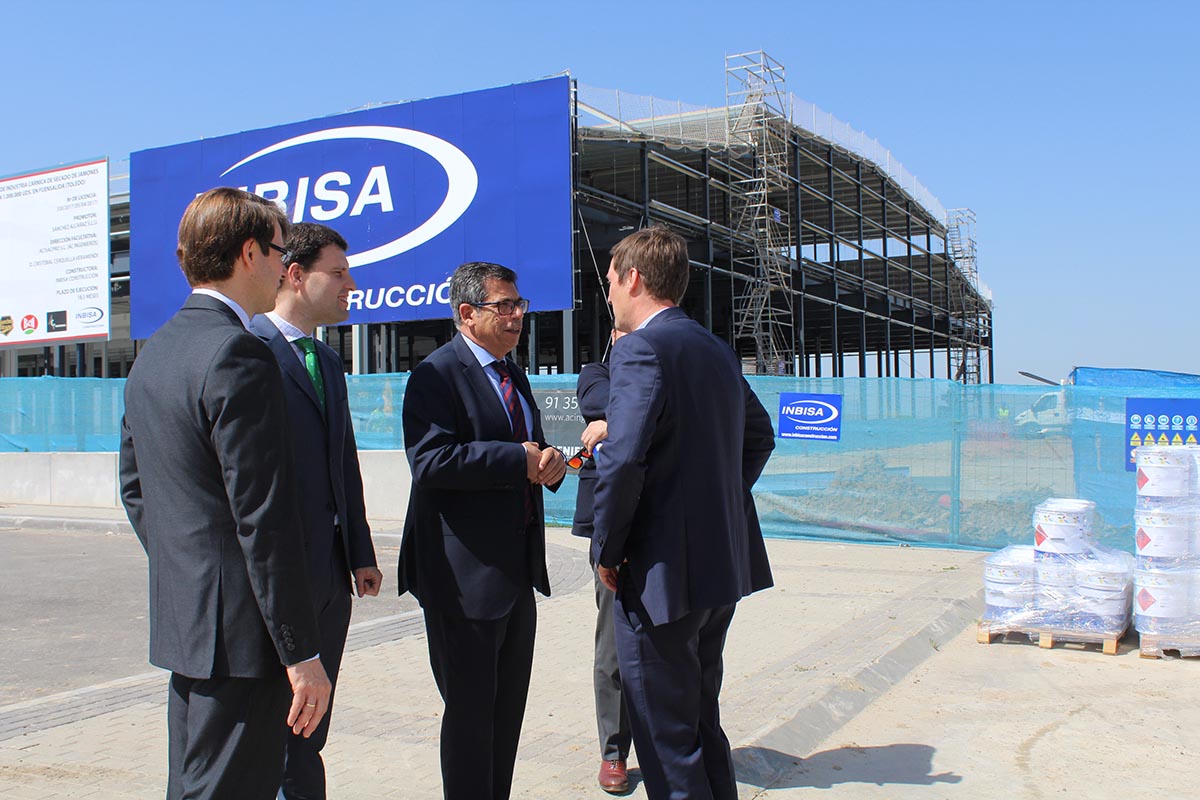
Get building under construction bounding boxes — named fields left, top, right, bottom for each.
left=4, top=51, right=992, bottom=382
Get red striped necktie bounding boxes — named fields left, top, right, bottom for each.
left=492, top=360, right=534, bottom=524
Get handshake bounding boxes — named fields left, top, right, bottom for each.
left=522, top=442, right=566, bottom=485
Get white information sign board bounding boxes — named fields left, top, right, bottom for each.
left=0, top=159, right=111, bottom=347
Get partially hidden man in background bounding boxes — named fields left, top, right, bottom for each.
left=592, top=226, right=776, bottom=800
left=119, top=188, right=332, bottom=799
left=571, top=330, right=635, bottom=794
left=398, top=261, right=567, bottom=799
left=249, top=222, right=382, bottom=800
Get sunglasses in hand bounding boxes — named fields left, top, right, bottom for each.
left=565, top=447, right=593, bottom=470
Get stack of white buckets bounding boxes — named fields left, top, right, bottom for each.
left=1133, top=446, right=1200, bottom=641
left=983, top=499, right=1133, bottom=634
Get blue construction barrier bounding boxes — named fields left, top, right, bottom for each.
left=4, top=374, right=1193, bottom=552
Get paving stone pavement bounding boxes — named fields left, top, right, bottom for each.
left=0, top=513, right=986, bottom=799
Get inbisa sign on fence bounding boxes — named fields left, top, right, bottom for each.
left=130, top=77, right=571, bottom=339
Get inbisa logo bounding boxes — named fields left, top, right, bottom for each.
left=221, top=126, right=479, bottom=269
left=781, top=400, right=839, bottom=425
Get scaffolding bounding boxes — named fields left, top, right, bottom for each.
left=946, top=208, right=988, bottom=384
left=725, top=51, right=796, bottom=374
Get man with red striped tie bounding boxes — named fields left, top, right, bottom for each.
left=398, top=261, right=566, bottom=800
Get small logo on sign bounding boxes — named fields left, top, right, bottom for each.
left=46, top=310, right=67, bottom=332
left=0, top=316, right=11, bottom=336
left=20, top=314, right=37, bottom=334
left=75, top=307, right=105, bottom=325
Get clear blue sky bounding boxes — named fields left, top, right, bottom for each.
left=3, top=0, right=1196, bottom=383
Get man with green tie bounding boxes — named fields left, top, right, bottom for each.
left=250, top=222, right=382, bottom=800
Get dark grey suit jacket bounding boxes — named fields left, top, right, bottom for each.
left=397, top=333, right=559, bottom=620
left=591, top=306, right=776, bottom=626
left=249, top=316, right=376, bottom=600
left=119, top=294, right=320, bottom=679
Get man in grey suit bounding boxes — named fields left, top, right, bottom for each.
left=249, top=222, right=382, bottom=800
left=120, top=188, right=332, bottom=800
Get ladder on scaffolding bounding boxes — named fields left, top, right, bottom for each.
left=725, top=51, right=795, bottom=375
left=946, top=208, right=984, bottom=384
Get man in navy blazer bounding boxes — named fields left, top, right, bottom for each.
left=592, top=227, right=776, bottom=800
left=120, top=188, right=331, bottom=800
left=398, top=261, right=567, bottom=800
left=249, top=222, right=381, bottom=800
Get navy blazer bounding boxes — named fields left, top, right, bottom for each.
left=398, top=333, right=560, bottom=620
left=249, top=316, right=376, bottom=598
left=119, top=294, right=320, bottom=679
left=590, top=306, right=776, bottom=626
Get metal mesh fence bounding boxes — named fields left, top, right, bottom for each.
left=2, top=375, right=1181, bottom=553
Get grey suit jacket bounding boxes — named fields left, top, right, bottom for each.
left=249, top=315, right=376, bottom=601
left=119, top=294, right=320, bottom=679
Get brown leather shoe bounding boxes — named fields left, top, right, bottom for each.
left=598, top=759, right=629, bottom=793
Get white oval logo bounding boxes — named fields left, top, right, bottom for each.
left=782, top=400, right=839, bottom=425
left=220, top=126, right=479, bottom=268
left=75, top=306, right=105, bottom=324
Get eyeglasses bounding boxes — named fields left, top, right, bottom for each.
left=471, top=298, right=530, bottom=316
left=565, top=447, right=593, bottom=470
left=267, top=242, right=290, bottom=260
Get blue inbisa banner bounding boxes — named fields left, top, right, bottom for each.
left=777, top=392, right=843, bottom=441
left=129, top=77, right=572, bottom=339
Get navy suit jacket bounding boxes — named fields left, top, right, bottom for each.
left=119, top=294, right=320, bottom=679
left=398, top=333, right=560, bottom=620
left=591, top=306, right=776, bottom=626
left=249, top=316, right=376, bottom=600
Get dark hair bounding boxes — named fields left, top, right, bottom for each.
left=449, top=261, right=518, bottom=325
left=610, top=225, right=689, bottom=304
left=176, top=188, right=289, bottom=286
left=284, top=222, right=349, bottom=271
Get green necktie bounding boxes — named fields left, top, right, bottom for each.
left=295, top=337, right=326, bottom=414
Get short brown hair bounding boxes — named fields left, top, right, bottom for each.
left=610, top=226, right=689, bottom=304
left=176, top=188, right=289, bottom=286
left=284, top=222, right=349, bottom=272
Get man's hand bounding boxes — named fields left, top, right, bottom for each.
left=597, top=564, right=620, bottom=592
left=523, top=441, right=542, bottom=482
left=535, top=446, right=566, bottom=486
left=354, top=566, right=383, bottom=597
left=581, top=420, right=609, bottom=451
left=285, top=659, right=332, bottom=738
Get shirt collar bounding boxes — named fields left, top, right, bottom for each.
left=635, top=306, right=671, bottom=331
left=263, top=311, right=310, bottom=342
left=460, top=332, right=508, bottom=369
left=192, top=288, right=251, bottom=329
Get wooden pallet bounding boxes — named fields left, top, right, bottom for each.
left=977, top=620, right=1124, bottom=655
left=1138, top=633, right=1200, bottom=659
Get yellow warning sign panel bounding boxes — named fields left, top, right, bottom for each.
left=1173, top=433, right=1185, bottom=445
left=1158, top=433, right=1170, bottom=445
left=1189, top=434, right=1198, bottom=445
left=1130, top=433, right=1142, bottom=446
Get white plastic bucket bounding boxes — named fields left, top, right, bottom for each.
left=1136, top=447, right=1191, bottom=498
left=1033, top=499, right=1093, bottom=554
left=1076, top=585, right=1131, bottom=617
left=984, top=545, right=1035, bottom=583
left=1035, top=559, right=1078, bottom=610
left=1075, top=554, right=1133, bottom=591
left=1134, top=569, right=1192, bottom=619
left=985, top=581, right=1034, bottom=609
left=1134, top=507, right=1195, bottom=558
